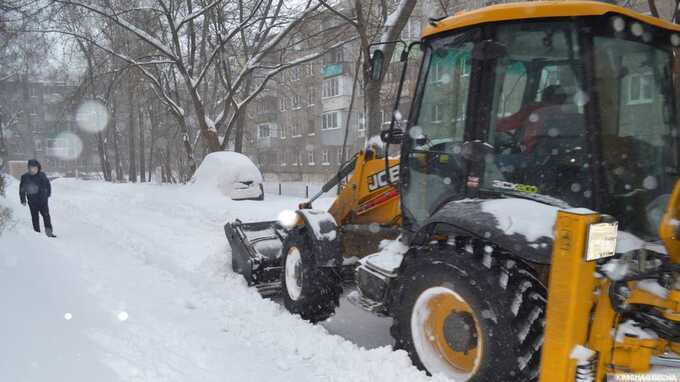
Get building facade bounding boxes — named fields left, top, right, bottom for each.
left=244, top=0, right=676, bottom=183
left=0, top=77, right=100, bottom=175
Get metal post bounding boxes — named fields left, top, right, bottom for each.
left=539, top=210, right=600, bottom=382
left=305, top=185, right=309, bottom=199
left=278, top=183, right=282, bottom=195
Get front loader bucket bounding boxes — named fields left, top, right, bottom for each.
left=225, top=219, right=285, bottom=294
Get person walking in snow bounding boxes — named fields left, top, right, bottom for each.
left=19, top=159, right=56, bottom=237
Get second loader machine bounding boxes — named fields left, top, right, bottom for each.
left=226, top=149, right=400, bottom=319
left=227, top=1, right=680, bottom=380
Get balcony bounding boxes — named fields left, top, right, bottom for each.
left=321, top=63, right=343, bottom=78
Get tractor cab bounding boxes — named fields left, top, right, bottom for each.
left=386, top=3, right=680, bottom=250
left=352, top=3, right=680, bottom=379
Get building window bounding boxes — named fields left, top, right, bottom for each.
left=257, top=124, right=271, bottom=138
left=308, top=88, right=317, bottom=106
left=430, top=62, right=442, bottom=83
left=303, top=63, right=312, bottom=77
left=401, top=19, right=422, bottom=41
left=297, top=151, right=303, bottom=166
left=543, top=66, right=559, bottom=86
left=280, top=125, right=287, bottom=139
left=307, top=150, right=315, bottom=165
left=380, top=110, right=391, bottom=125
left=322, top=111, right=340, bottom=130
left=357, top=112, right=366, bottom=130
left=461, top=57, right=471, bottom=77
left=291, top=121, right=302, bottom=137
left=47, top=138, right=70, bottom=158
left=336, top=148, right=343, bottom=164
left=321, top=149, right=330, bottom=165
left=322, top=77, right=339, bottom=98
left=291, top=66, right=301, bottom=81
left=432, top=104, right=442, bottom=123
left=334, top=48, right=344, bottom=63
left=279, top=98, right=287, bottom=111
left=280, top=151, right=287, bottom=166
left=357, top=112, right=366, bottom=137
left=627, top=72, right=654, bottom=105
left=256, top=101, right=266, bottom=114
left=292, top=94, right=301, bottom=109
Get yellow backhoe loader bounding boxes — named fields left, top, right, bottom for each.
left=227, top=1, right=680, bottom=379
left=225, top=149, right=400, bottom=319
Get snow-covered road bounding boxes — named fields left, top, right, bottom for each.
left=0, top=178, right=444, bottom=382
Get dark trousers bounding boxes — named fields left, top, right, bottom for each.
left=29, top=202, right=52, bottom=232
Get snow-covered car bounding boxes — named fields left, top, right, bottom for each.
left=191, top=151, right=264, bottom=201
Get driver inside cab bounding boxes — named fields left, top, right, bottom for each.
left=496, top=84, right=569, bottom=152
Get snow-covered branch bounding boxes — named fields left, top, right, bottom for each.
left=53, top=0, right=179, bottom=60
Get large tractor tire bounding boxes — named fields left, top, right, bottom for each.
left=281, top=227, right=342, bottom=323
left=390, top=247, right=546, bottom=381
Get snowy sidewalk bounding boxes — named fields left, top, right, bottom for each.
left=0, top=179, right=442, bottom=382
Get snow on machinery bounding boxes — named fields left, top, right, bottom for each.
left=226, top=1, right=680, bottom=380
left=225, top=149, right=401, bottom=308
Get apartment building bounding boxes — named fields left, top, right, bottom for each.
left=247, top=2, right=426, bottom=183
left=0, top=77, right=99, bottom=175
left=245, top=0, right=675, bottom=183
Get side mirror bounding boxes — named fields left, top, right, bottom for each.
left=369, top=50, right=385, bottom=81
left=380, top=128, right=404, bottom=145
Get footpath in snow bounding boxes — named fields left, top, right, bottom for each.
left=0, top=178, right=445, bottom=382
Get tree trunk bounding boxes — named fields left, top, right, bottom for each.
left=233, top=76, right=253, bottom=153
left=180, top=70, right=221, bottom=153
left=0, top=116, right=8, bottom=172
left=128, top=88, right=137, bottom=183
left=365, top=78, right=384, bottom=140
left=148, top=133, right=154, bottom=183
left=97, top=132, right=112, bottom=181
left=139, top=109, right=146, bottom=183
left=147, top=105, right=159, bottom=182
left=111, top=113, right=124, bottom=182
left=648, top=0, right=660, bottom=18
left=164, top=146, right=174, bottom=183
left=159, top=150, right=167, bottom=183
left=234, top=110, right=247, bottom=153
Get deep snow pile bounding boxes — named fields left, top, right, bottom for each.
left=0, top=178, right=445, bottom=382
left=189, top=151, right=263, bottom=198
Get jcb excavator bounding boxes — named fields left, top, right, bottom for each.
left=225, top=149, right=401, bottom=317
left=227, top=1, right=680, bottom=380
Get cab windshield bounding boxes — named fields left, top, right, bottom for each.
left=406, top=17, right=680, bottom=240
left=483, top=21, right=589, bottom=210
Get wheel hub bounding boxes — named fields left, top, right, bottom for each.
left=411, top=286, right=483, bottom=378
left=443, top=311, right=478, bottom=353
left=285, top=247, right=303, bottom=301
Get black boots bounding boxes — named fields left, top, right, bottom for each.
left=46, top=227, right=56, bottom=238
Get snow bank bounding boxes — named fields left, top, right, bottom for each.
left=190, top=151, right=262, bottom=197
left=0, top=178, right=447, bottom=382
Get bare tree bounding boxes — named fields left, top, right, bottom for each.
left=319, top=0, right=418, bottom=140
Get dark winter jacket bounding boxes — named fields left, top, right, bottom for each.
left=19, top=159, right=51, bottom=206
